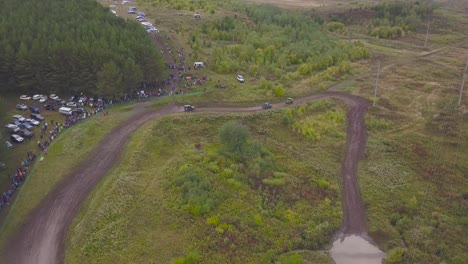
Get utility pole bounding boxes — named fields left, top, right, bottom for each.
left=373, top=60, right=381, bottom=107
left=424, top=21, right=431, bottom=48
left=458, top=57, right=468, bottom=106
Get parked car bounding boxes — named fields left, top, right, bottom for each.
left=72, top=108, right=84, bottom=115
left=59, top=107, right=73, bottom=115
left=18, top=129, right=34, bottom=139
left=13, top=115, right=26, bottom=122
left=25, top=118, right=40, bottom=126
left=137, top=12, right=145, bottom=17
left=44, top=104, right=55, bottom=111
left=18, top=122, right=33, bottom=131
left=50, top=94, right=57, bottom=99
left=66, top=102, right=77, bottom=107
left=286, top=98, right=294, bottom=104
left=39, top=97, right=47, bottom=103
left=237, top=75, right=245, bottom=83
left=122, top=0, right=131, bottom=4
left=10, top=134, right=24, bottom=143
left=29, top=105, right=41, bottom=114
left=5, top=124, right=20, bottom=133
left=0, top=162, right=6, bottom=168
left=16, top=104, right=28, bottom=111
left=262, top=103, right=272, bottom=109
left=30, top=113, right=45, bottom=121
left=20, top=95, right=31, bottom=100
left=54, top=97, right=62, bottom=102
left=5, top=141, right=13, bottom=149
left=32, top=94, right=42, bottom=100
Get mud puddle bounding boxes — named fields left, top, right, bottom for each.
left=330, top=235, right=386, bottom=264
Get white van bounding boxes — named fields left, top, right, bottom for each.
left=59, top=107, right=73, bottom=116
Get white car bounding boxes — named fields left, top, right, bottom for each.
left=66, top=102, right=77, bottom=107
left=122, top=0, right=131, bottom=4
left=25, top=118, right=40, bottom=126
left=13, top=115, right=26, bottom=122
left=50, top=94, right=57, bottom=99
left=141, top=22, right=151, bottom=26
left=20, top=95, right=31, bottom=100
left=16, top=104, right=28, bottom=110
left=5, top=124, right=18, bottom=130
left=237, top=75, right=245, bottom=83
left=147, top=27, right=159, bottom=33
left=32, top=94, right=42, bottom=100
left=39, top=97, right=47, bottom=103
left=11, top=134, right=24, bottom=143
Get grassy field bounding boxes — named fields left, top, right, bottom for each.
left=0, top=102, right=132, bottom=248
left=66, top=101, right=350, bottom=263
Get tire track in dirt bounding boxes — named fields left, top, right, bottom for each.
left=2, top=91, right=371, bottom=264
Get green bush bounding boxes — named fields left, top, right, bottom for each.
left=384, top=247, right=405, bottom=264
left=173, top=252, right=201, bottom=264
left=278, top=253, right=302, bottom=264
left=327, top=22, right=345, bottom=32
left=367, top=118, right=392, bottom=131
left=275, top=85, right=285, bottom=97
left=219, top=121, right=250, bottom=160
left=173, top=168, right=221, bottom=216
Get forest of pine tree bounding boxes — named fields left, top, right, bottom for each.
left=0, top=0, right=168, bottom=96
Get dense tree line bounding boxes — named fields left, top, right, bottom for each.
left=0, top=0, right=167, bottom=96
left=368, top=0, right=436, bottom=38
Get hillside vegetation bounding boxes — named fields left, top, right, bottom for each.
left=328, top=0, right=436, bottom=39
left=66, top=106, right=348, bottom=263
left=0, top=0, right=167, bottom=96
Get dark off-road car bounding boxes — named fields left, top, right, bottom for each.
left=184, top=105, right=195, bottom=112
left=262, top=103, right=272, bottom=109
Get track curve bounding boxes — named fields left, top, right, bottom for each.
left=2, top=91, right=370, bottom=264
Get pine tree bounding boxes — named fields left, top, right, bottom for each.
left=97, top=62, right=122, bottom=97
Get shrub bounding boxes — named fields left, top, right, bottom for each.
left=207, top=215, right=220, bottom=226
left=384, top=247, right=405, bottom=264
left=327, top=22, right=345, bottom=32
left=173, top=168, right=221, bottom=216
left=367, top=118, right=392, bottom=131
left=219, top=121, right=250, bottom=160
left=318, top=179, right=330, bottom=189
left=278, top=253, right=302, bottom=264
left=262, top=178, right=286, bottom=186
left=173, top=252, right=201, bottom=264
left=275, top=84, right=285, bottom=97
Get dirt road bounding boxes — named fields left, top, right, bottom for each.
left=2, top=91, right=370, bottom=264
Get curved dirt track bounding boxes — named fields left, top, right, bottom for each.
left=2, top=92, right=370, bottom=264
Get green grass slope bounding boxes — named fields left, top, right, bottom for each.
left=66, top=102, right=348, bottom=263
